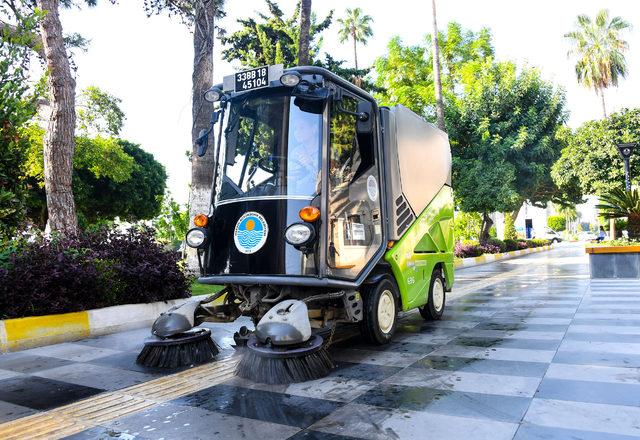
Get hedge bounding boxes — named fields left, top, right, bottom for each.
left=0, top=227, right=190, bottom=319
left=455, top=238, right=550, bottom=259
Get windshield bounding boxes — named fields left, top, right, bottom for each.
left=217, top=91, right=323, bottom=203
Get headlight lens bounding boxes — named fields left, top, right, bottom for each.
left=280, top=72, right=301, bottom=87
left=285, top=223, right=315, bottom=245
left=186, top=228, right=207, bottom=248
left=203, top=87, right=221, bottom=102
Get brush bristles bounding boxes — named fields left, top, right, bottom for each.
left=235, top=347, right=333, bottom=384
left=137, top=338, right=219, bottom=369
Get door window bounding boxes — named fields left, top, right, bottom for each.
left=327, top=95, right=382, bottom=279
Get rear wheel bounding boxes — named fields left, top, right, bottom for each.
left=360, top=278, right=399, bottom=345
left=419, top=268, right=445, bottom=321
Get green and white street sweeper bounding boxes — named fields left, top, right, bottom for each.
left=138, top=65, right=455, bottom=383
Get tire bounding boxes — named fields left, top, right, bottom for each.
left=419, top=268, right=446, bottom=321
left=360, top=278, right=399, bottom=345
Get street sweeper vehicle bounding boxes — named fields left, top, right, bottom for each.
left=138, top=65, right=455, bottom=383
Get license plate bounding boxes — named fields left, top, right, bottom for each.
left=234, top=66, right=269, bottom=92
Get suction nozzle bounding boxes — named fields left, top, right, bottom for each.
left=151, top=300, right=199, bottom=338
left=254, top=300, right=312, bottom=346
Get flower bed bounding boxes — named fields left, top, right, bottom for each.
left=455, top=238, right=550, bottom=259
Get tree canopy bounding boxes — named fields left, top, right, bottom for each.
left=375, top=23, right=572, bottom=229
left=0, top=9, right=42, bottom=238
left=552, top=108, right=640, bottom=197
left=374, top=22, right=493, bottom=121
left=220, top=0, right=332, bottom=68
left=24, top=127, right=166, bottom=227
left=18, top=86, right=166, bottom=228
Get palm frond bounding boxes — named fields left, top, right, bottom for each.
left=596, top=188, right=640, bottom=219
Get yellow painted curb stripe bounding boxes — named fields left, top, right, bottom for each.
left=0, top=356, right=239, bottom=439
left=3, top=311, right=89, bottom=352
left=585, top=245, right=640, bottom=254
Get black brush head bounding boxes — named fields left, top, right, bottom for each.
left=235, top=335, right=333, bottom=384
left=136, top=328, right=219, bottom=369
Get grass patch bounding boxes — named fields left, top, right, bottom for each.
left=190, top=281, right=224, bottom=296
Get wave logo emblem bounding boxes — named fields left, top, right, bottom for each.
left=234, top=212, right=269, bottom=254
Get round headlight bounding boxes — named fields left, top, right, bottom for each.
left=186, top=228, right=207, bottom=248
left=203, top=87, right=221, bottom=102
left=280, top=72, right=301, bottom=87
left=285, top=223, right=315, bottom=245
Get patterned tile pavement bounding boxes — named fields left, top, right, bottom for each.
left=2, top=243, right=640, bottom=439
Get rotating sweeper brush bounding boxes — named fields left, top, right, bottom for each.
left=137, top=300, right=219, bottom=368
left=235, top=300, right=333, bottom=384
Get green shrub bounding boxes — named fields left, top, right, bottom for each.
left=503, top=213, right=517, bottom=240
left=454, top=212, right=482, bottom=241
left=483, top=238, right=506, bottom=253
left=504, top=239, right=518, bottom=251
left=527, top=238, right=550, bottom=248
left=547, top=215, right=566, bottom=231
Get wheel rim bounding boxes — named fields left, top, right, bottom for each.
left=377, top=289, right=396, bottom=334
left=433, top=279, right=445, bottom=313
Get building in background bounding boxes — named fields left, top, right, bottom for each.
left=494, top=196, right=599, bottom=239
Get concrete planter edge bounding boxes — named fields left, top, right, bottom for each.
left=0, top=297, right=198, bottom=353
left=586, top=245, right=640, bottom=279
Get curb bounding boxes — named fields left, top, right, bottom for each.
left=454, top=244, right=552, bottom=269
left=0, top=297, right=199, bottom=353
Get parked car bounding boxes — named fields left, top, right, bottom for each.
left=578, top=231, right=599, bottom=242
left=535, top=226, right=563, bottom=243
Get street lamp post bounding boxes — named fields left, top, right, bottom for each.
left=616, top=142, right=636, bottom=191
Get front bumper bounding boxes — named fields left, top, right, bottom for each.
left=198, top=274, right=359, bottom=289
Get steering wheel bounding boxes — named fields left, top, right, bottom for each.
left=258, top=155, right=286, bottom=173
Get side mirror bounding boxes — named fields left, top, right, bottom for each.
left=196, top=109, right=222, bottom=157
left=196, top=128, right=210, bottom=157
left=356, top=101, right=373, bottom=134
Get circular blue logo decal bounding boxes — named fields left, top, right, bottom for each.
left=234, top=212, right=269, bottom=254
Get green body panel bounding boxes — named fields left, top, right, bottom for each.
left=384, top=186, right=455, bottom=311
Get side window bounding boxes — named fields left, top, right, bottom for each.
left=327, top=94, right=382, bottom=279
left=329, top=97, right=376, bottom=191
left=329, top=96, right=360, bottom=191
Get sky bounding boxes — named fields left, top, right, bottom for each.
left=57, top=0, right=640, bottom=204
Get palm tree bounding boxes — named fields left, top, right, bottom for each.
left=565, top=9, right=631, bottom=118
left=556, top=204, right=578, bottom=233
left=596, top=188, right=640, bottom=239
left=337, top=7, right=373, bottom=70
left=298, top=0, right=312, bottom=65
left=431, top=0, right=445, bottom=131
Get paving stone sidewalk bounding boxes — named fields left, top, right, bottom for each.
left=2, top=244, right=640, bottom=439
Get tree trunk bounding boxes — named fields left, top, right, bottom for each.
left=187, top=0, right=217, bottom=272
left=609, top=218, right=616, bottom=241
left=600, top=88, right=607, bottom=118
left=480, top=212, right=493, bottom=242
left=37, top=0, right=78, bottom=235
left=628, top=213, right=640, bottom=240
left=298, top=0, right=311, bottom=65
left=431, top=0, right=445, bottom=131
left=352, top=30, right=358, bottom=70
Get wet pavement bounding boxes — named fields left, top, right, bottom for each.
left=2, top=243, right=640, bottom=439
